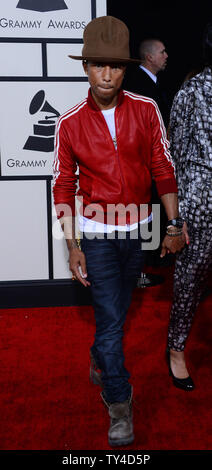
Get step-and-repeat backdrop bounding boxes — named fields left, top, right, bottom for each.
left=0, top=0, right=107, bottom=281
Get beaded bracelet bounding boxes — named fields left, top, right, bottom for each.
left=166, top=230, right=183, bottom=237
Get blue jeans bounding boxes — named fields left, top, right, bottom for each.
left=81, top=230, right=144, bottom=403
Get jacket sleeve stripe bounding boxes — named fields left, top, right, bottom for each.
left=53, top=100, right=87, bottom=186
left=123, top=90, right=175, bottom=172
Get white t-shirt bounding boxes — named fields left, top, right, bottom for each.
left=101, top=106, right=117, bottom=148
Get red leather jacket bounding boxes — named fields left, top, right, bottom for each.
left=53, top=88, right=177, bottom=224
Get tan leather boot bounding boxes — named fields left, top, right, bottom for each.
left=101, top=388, right=134, bottom=446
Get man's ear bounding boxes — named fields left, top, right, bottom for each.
left=146, top=53, right=153, bottom=63
left=83, top=61, right=88, bottom=74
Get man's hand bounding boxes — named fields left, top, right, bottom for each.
left=160, top=221, right=189, bottom=257
left=69, top=246, right=91, bottom=287
left=160, top=233, right=186, bottom=258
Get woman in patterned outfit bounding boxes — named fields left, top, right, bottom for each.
left=167, top=23, right=212, bottom=390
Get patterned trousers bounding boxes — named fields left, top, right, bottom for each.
left=168, top=225, right=212, bottom=351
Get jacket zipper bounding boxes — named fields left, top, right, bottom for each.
left=99, top=108, right=129, bottom=207
left=114, top=107, right=129, bottom=206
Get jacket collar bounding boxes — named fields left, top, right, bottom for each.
left=87, top=87, right=125, bottom=110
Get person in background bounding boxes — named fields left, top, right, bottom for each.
left=125, top=38, right=170, bottom=127
left=53, top=16, right=186, bottom=446
left=124, top=38, right=172, bottom=287
left=166, top=22, right=212, bottom=391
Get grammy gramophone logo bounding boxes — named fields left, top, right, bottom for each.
left=24, top=90, right=60, bottom=153
left=16, top=0, right=68, bottom=13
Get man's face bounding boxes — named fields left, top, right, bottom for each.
left=150, top=41, right=168, bottom=74
left=83, top=61, right=126, bottom=109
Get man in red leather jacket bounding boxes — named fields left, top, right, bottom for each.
left=53, top=16, right=187, bottom=447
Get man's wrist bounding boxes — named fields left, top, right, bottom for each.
left=68, top=239, right=79, bottom=251
left=166, top=229, right=183, bottom=237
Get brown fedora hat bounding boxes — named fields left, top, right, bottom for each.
left=68, top=16, right=140, bottom=64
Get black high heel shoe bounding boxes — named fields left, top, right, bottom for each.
left=166, top=349, right=195, bottom=391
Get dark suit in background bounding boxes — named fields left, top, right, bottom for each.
left=124, top=65, right=171, bottom=128
left=124, top=65, right=173, bottom=267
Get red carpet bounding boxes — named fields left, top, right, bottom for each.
left=0, top=267, right=211, bottom=450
